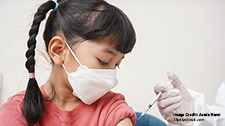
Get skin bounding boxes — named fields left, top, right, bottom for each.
left=44, top=36, right=132, bottom=126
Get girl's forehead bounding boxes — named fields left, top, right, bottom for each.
left=75, top=40, right=124, bottom=57
left=78, top=40, right=117, bottom=51
left=93, top=38, right=122, bottom=52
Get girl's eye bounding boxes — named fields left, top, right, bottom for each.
left=115, top=64, right=120, bottom=69
left=99, top=60, right=108, bottom=66
left=98, top=59, right=120, bottom=69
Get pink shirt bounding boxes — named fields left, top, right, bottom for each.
left=0, top=85, right=136, bottom=126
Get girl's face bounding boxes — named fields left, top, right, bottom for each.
left=64, top=40, right=124, bottom=73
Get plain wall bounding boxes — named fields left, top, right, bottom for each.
left=1, top=0, right=225, bottom=124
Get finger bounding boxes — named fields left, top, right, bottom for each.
left=160, top=88, right=180, bottom=99
left=154, top=83, right=167, bottom=94
left=159, top=102, right=181, bottom=119
left=157, top=95, right=182, bottom=109
left=167, top=70, right=183, bottom=89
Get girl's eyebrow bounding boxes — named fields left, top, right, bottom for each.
left=103, top=48, right=117, bottom=55
left=102, top=48, right=125, bottom=59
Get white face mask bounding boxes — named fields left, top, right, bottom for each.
left=62, top=41, right=118, bottom=105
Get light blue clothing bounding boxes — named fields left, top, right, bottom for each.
left=135, top=112, right=167, bottom=126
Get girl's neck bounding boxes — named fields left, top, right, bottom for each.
left=44, top=65, right=80, bottom=111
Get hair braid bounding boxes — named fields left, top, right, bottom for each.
left=23, top=1, right=56, bottom=125
left=21, top=0, right=136, bottom=125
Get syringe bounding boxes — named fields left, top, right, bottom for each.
left=137, top=80, right=173, bottom=121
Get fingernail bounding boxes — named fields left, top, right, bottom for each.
left=171, top=89, right=180, bottom=96
left=160, top=86, right=165, bottom=90
left=159, top=83, right=167, bottom=90
left=160, top=103, right=165, bottom=108
left=171, top=92, right=177, bottom=96
left=165, top=116, right=172, bottom=121
left=171, top=96, right=182, bottom=102
left=168, top=71, right=173, bottom=78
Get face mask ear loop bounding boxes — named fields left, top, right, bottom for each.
left=64, top=41, right=82, bottom=66
left=62, top=64, right=69, bottom=75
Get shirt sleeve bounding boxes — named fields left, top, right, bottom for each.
left=0, top=95, right=28, bottom=126
left=103, top=92, right=137, bottom=126
left=182, top=82, right=225, bottom=126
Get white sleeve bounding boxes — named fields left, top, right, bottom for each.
left=187, top=81, right=225, bottom=126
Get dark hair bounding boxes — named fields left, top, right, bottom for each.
left=24, top=0, right=136, bottom=125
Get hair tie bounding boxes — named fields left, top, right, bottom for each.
left=29, top=73, right=35, bottom=78
left=53, top=2, right=59, bottom=11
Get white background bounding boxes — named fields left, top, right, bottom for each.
left=1, top=0, right=225, bottom=124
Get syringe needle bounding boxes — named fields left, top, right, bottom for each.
left=137, top=80, right=172, bottom=121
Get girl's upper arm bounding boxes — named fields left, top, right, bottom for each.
left=0, top=101, right=28, bottom=126
left=116, top=117, right=133, bottom=126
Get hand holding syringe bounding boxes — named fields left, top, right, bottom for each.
left=153, top=70, right=194, bottom=124
left=137, top=80, right=173, bottom=121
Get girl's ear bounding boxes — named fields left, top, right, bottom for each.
left=48, top=36, right=66, bottom=66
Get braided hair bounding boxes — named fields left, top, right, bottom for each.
left=24, top=1, right=56, bottom=126
left=23, top=0, right=136, bottom=125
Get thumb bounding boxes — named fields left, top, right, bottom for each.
left=167, top=70, right=183, bottom=90
left=167, top=70, right=192, bottom=101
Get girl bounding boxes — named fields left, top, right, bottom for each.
left=0, top=0, right=136, bottom=125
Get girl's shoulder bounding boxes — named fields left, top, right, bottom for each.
left=103, top=90, right=125, bottom=100
left=4, top=85, right=45, bottom=106
left=95, top=91, right=137, bottom=125
left=95, top=91, right=126, bottom=107
left=0, top=90, right=26, bottom=114
left=0, top=90, right=28, bottom=125
left=5, top=90, right=26, bottom=104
